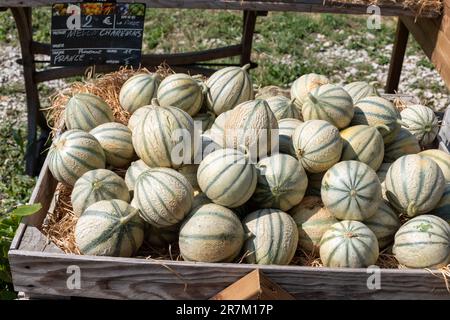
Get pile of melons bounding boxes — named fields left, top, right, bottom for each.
left=48, top=65, right=450, bottom=269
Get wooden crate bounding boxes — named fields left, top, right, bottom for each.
left=8, top=95, right=450, bottom=300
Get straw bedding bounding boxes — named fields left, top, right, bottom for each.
left=42, top=66, right=445, bottom=272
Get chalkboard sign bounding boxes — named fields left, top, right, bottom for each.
left=51, top=2, right=146, bottom=66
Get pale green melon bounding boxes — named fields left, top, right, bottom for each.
left=48, top=130, right=106, bottom=186
left=75, top=199, right=145, bottom=257
left=265, top=96, right=302, bottom=121
left=344, top=81, right=379, bottom=104
left=127, top=98, right=160, bottom=132
left=179, top=203, right=244, bottom=262
left=365, top=201, right=401, bottom=249
left=401, top=104, right=439, bottom=146
left=419, top=149, right=450, bottom=182
left=124, top=159, right=150, bottom=192
left=243, top=209, right=298, bottom=265
left=278, top=118, right=303, bottom=157
left=119, top=73, right=161, bottom=114
left=385, top=154, right=445, bottom=217
left=320, top=220, right=379, bottom=268
left=65, top=93, right=114, bottom=131
left=384, top=128, right=421, bottom=163
left=321, top=160, right=382, bottom=221
left=290, top=73, right=330, bottom=108
left=393, top=215, right=450, bottom=268
left=71, top=169, right=130, bottom=217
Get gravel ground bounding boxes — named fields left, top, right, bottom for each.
left=0, top=35, right=448, bottom=124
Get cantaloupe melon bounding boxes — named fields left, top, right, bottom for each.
left=321, top=160, right=382, bottom=221
left=376, top=162, right=392, bottom=201
left=134, top=167, right=193, bottom=227
left=393, top=215, right=450, bottom=268
left=132, top=105, right=194, bottom=168
left=419, top=149, right=450, bottom=182
left=320, top=220, right=379, bottom=268
left=90, top=122, right=135, bottom=168
left=431, top=183, right=450, bottom=224
left=265, top=96, right=302, bottom=121
left=278, top=118, right=302, bottom=157
left=206, top=64, right=253, bottom=115
left=301, top=84, right=354, bottom=129
left=224, top=99, right=278, bottom=159
left=344, top=81, right=379, bottom=103
left=127, top=98, right=160, bottom=132
left=292, top=120, right=343, bottom=173
left=351, top=96, right=401, bottom=143
left=75, top=199, right=145, bottom=257
left=401, top=104, right=439, bottom=146
left=243, top=209, right=298, bottom=265
left=119, top=73, right=161, bottom=114
left=385, top=154, right=445, bottom=217
left=290, top=196, right=338, bottom=254
left=65, top=93, right=114, bottom=131
left=365, top=201, right=401, bottom=249
left=290, top=73, right=330, bottom=107
left=384, top=128, right=421, bottom=163
left=124, top=159, right=150, bottom=192
left=251, top=154, right=308, bottom=211
left=48, top=130, right=106, bottom=186
left=340, top=125, right=385, bottom=171
left=208, top=109, right=231, bottom=147
left=157, top=73, right=206, bottom=116
left=197, top=148, right=257, bottom=208
left=71, top=169, right=130, bottom=217
left=179, top=203, right=244, bottom=262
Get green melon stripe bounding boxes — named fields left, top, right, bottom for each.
left=356, top=180, right=378, bottom=193
left=317, top=98, right=352, bottom=118
left=68, top=145, right=103, bottom=159
left=401, top=218, right=449, bottom=234
left=80, top=220, right=121, bottom=253
left=68, top=132, right=100, bottom=144
left=414, top=164, right=427, bottom=208
left=425, top=154, right=450, bottom=170
left=351, top=84, right=368, bottom=100
left=400, top=156, right=410, bottom=205
left=359, top=100, right=396, bottom=116
left=273, top=211, right=284, bottom=263
left=352, top=238, right=370, bottom=266
left=302, top=122, right=331, bottom=150
left=58, top=154, right=79, bottom=182
left=203, top=155, right=246, bottom=193
left=97, top=187, right=120, bottom=200
left=212, top=163, right=248, bottom=201
left=159, top=82, right=197, bottom=101
left=395, top=241, right=449, bottom=247
left=408, top=106, right=429, bottom=125
left=138, top=179, right=173, bottom=225
left=159, top=76, right=191, bottom=93
left=145, top=175, right=179, bottom=222
left=121, top=76, right=153, bottom=103
left=139, top=113, right=159, bottom=166
left=91, top=127, right=130, bottom=136
left=228, top=164, right=255, bottom=208
left=207, top=68, right=236, bottom=91
left=78, top=103, right=98, bottom=129
left=306, top=133, right=340, bottom=156
left=354, top=109, right=396, bottom=122
left=155, top=170, right=190, bottom=191
left=258, top=211, right=275, bottom=264
left=123, top=224, right=137, bottom=254
left=113, top=229, right=124, bottom=256
left=395, top=229, right=449, bottom=241
left=228, top=73, right=247, bottom=109
left=155, top=110, right=172, bottom=163
left=211, top=70, right=242, bottom=108
left=168, top=88, right=200, bottom=109
left=106, top=150, right=133, bottom=161
left=325, top=238, right=346, bottom=265
left=165, top=107, right=193, bottom=130
left=66, top=152, right=99, bottom=171
left=179, top=232, right=240, bottom=241
left=344, top=238, right=351, bottom=267
left=344, top=127, right=371, bottom=146
left=189, top=210, right=239, bottom=226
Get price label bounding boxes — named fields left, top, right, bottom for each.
left=51, top=2, right=146, bottom=66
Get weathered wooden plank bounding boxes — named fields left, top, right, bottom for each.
left=8, top=250, right=450, bottom=300
left=17, top=225, right=63, bottom=253
left=211, top=269, right=295, bottom=300
left=0, top=0, right=440, bottom=17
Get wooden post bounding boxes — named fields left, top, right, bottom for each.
left=11, top=7, right=50, bottom=176
left=211, top=269, right=295, bottom=300
left=240, top=10, right=258, bottom=67
left=385, top=18, right=410, bottom=93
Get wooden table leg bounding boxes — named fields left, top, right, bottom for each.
left=385, top=18, right=409, bottom=93
left=11, top=7, right=49, bottom=176
left=240, top=10, right=258, bottom=67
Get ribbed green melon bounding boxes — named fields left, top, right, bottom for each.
left=385, top=154, right=445, bottom=217
left=179, top=203, right=244, bottom=262
left=340, top=125, right=385, bottom=171
left=384, top=128, right=421, bottom=163
left=157, top=73, right=205, bottom=116
left=146, top=224, right=179, bottom=248
left=251, top=154, right=308, bottom=211
left=119, top=73, right=161, bottom=114
left=278, top=118, right=302, bottom=157
left=344, top=81, right=379, bottom=103
left=65, top=93, right=114, bottom=132
left=351, top=96, right=401, bottom=143
left=132, top=105, right=194, bottom=168
left=432, top=184, right=450, bottom=224
left=401, top=104, right=439, bottom=146
left=197, top=148, right=257, bottom=208
left=208, top=109, right=231, bottom=147
left=290, top=196, right=338, bottom=254
left=134, top=167, right=193, bottom=227
left=365, top=201, right=401, bottom=249
left=48, top=130, right=106, bottom=186
left=301, top=84, right=354, bottom=129
left=320, top=220, right=379, bottom=268
left=243, top=209, right=298, bottom=265
left=224, top=99, right=278, bottom=159
left=290, top=73, right=330, bottom=107
left=376, top=162, right=392, bottom=201
left=124, top=159, right=150, bottom=192
left=71, top=169, right=130, bottom=217
left=75, top=199, right=145, bottom=257
left=177, top=164, right=199, bottom=192
left=265, top=96, right=302, bottom=121
left=419, top=149, right=450, bottom=182
left=321, top=161, right=382, bottom=221
left=90, top=122, right=135, bottom=168
left=127, top=98, right=160, bottom=132
left=206, top=64, right=254, bottom=116
left=306, top=172, right=324, bottom=196
left=393, top=215, right=450, bottom=268
left=292, top=120, right=343, bottom=173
